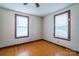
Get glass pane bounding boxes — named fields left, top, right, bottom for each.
left=16, top=27, right=28, bottom=37
left=55, top=13, right=68, bottom=39
left=16, top=16, right=28, bottom=27
left=16, top=15, right=28, bottom=37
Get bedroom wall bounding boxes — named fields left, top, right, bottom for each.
left=0, top=4, right=79, bottom=52
left=0, top=8, right=42, bottom=48
left=43, top=4, right=79, bottom=51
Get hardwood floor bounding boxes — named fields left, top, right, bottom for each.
left=0, top=40, right=79, bottom=56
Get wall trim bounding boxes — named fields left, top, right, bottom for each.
left=0, top=39, right=79, bottom=54
left=42, top=39, right=79, bottom=54
left=0, top=39, right=43, bottom=49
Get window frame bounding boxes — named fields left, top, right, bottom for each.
left=15, top=14, right=29, bottom=39
left=54, top=10, right=71, bottom=41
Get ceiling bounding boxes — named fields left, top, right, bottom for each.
left=0, top=3, right=75, bottom=16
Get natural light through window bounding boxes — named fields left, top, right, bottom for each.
left=15, top=14, right=29, bottom=38
left=54, top=10, right=71, bottom=40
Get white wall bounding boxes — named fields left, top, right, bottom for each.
left=0, top=8, right=42, bottom=48
left=0, top=4, right=79, bottom=52
left=43, top=4, right=79, bottom=51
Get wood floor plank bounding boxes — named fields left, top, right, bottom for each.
left=0, top=40, right=79, bottom=56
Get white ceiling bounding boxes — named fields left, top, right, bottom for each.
left=0, top=3, right=75, bottom=16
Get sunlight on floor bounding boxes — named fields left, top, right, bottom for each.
left=16, top=51, right=31, bottom=56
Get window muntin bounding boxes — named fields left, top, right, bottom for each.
left=54, top=10, right=71, bottom=40
left=15, top=14, right=29, bottom=38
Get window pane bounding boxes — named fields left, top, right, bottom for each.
left=16, top=27, right=28, bottom=37
left=55, top=13, right=68, bottom=39
left=15, top=14, right=29, bottom=38
left=16, top=16, right=28, bottom=27
left=54, top=10, right=71, bottom=40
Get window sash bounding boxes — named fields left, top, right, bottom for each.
left=15, top=14, right=29, bottom=38
left=54, top=10, right=71, bottom=41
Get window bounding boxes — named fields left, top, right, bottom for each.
left=15, top=14, right=29, bottom=38
left=54, top=10, right=71, bottom=41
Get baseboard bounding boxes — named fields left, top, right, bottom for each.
left=42, top=39, right=79, bottom=53
left=0, top=39, right=43, bottom=49
left=0, top=39, right=79, bottom=54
